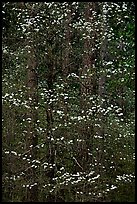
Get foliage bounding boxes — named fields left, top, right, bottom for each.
left=2, top=2, right=135, bottom=202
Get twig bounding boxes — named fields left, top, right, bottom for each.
left=72, top=156, right=83, bottom=170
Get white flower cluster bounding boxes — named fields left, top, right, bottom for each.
left=116, top=174, right=135, bottom=183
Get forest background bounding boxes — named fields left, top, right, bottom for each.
left=2, top=2, right=135, bottom=202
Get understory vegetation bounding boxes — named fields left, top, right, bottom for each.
left=2, top=2, right=135, bottom=202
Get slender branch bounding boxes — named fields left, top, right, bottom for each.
left=72, top=156, right=83, bottom=170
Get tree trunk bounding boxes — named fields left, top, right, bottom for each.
left=96, top=3, right=108, bottom=175
left=79, top=2, right=97, bottom=169
left=62, top=4, right=72, bottom=124
left=80, top=2, right=97, bottom=97
left=25, top=44, right=38, bottom=202
left=62, top=4, right=72, bottom=77
left=25, top=4, right=38, bottom=202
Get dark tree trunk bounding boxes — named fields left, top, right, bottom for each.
left=78, top=2, right=97, bottom=170
left=62, top=4, right=72, bottom=124
left=80, top=2, right=97, bottom=97
left=24, top=3, right=39, bottom=202
left=62, top=4, right=72, bottom=77
left=95, top=3, right=108, bottom=175
left=26, top=44, right=38, bottom=202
